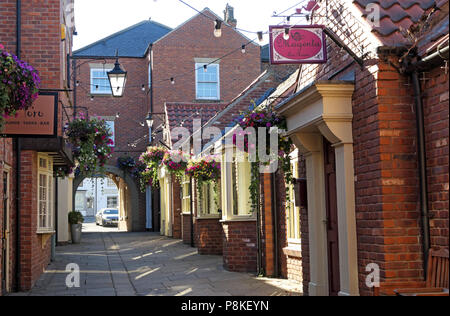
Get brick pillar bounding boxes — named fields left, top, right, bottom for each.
left=262, top=173, right=275, bottom=276
left=222, top=220, right=257, bottom=273
left=196, top=218, right=223, bottom=255
left=182, top=213, right=194, bottom=245
left=172, top=176, right=182, bottom=239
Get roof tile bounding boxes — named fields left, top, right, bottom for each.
left=352, top=0, right=447, bottom=46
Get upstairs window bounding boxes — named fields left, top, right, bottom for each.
left=90, top=68, right=112, bottom=95
left=195, top=63, right=220, bottom=100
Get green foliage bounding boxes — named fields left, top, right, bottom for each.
left=0, top=44, right=40, bottom=130
left=68, top=211, right=84, bottom=225
left=65, top=114, right=114, bottom=178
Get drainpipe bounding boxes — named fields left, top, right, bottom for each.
left=410, top=71, right=430, bottom=274
left=406, top=42, right=449, bottom=275
left=14, top=0, right=22, bottom=293
left=255, top=173, right=262, bottom=276
left=190, top=177, right=194, bottom=247
left=271, top=173, right=279, bottom=277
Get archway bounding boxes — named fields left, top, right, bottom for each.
left=73, top=164, right=143, bottom=232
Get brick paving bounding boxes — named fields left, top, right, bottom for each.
left=11, top=223, right=303, bottom=296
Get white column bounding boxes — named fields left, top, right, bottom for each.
left=292, top=133, right=329, bottom=296
left=334, top=142, right=359, bottom=296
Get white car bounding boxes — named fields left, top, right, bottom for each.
left=95, top=208, right=119, bottom=227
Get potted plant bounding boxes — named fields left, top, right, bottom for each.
left=68, top=211, right=84, bottom=244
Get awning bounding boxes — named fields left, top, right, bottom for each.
left=20, top=136, right=74, bottom=168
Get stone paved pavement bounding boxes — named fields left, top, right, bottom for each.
left=12, top=227, right=303, bottom=296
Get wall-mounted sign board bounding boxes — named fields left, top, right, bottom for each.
left=269, top=25, right=327, bottom=64
left=2, top=92, right=58, bottom=138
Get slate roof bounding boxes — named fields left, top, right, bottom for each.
left=73, top=20, right=172, bottom=58
left=352, top=0, right=448, bottom=47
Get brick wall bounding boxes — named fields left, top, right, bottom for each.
left=423, top=66, right=449, bottom=250
left=19, top=151, right=52, bottom=291
left=152, top=10, right=261, bottom=131
left=0, top=0, right=73, bottom=294
left=222, top=221, right=257, bottom=273
left=74, top=57, right=150, bottom=160
left=195, top=218, right=223, bottom=255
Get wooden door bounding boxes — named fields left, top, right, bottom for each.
left=1, top=172, right=9, bottom=294
left=324, top=138, right=340, bottom=296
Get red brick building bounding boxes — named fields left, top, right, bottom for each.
left=274, top=0, right=449, bottom=296
left=73, top=20, right=172, bottom=232
left=0, top=0, right=75, bottom=294
left=171, top=0, right=448, bottom=297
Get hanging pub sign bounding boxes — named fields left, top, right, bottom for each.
left=269, top=25, right=327, bottom=64
left=2, top=91, right=58, bottom=138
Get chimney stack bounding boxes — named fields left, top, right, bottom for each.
left=224, top=3, right=237, bottom=27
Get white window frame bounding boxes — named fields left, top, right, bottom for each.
left=220, top=146, right=255, bottom=221
left=195, top=63, right=220, bottom=100
left=37, top=154, right=54, bottom=234
left=107, top=178, right=116, bottom=188
left=197, top=180, right=220, bottom=218
left=181, top=176, right=191, bottom=214
left=106, top=196, right=118, bottom=208
left=90, top=67, right=113, bottom=95
left=287, top=152, right=301, bottom=244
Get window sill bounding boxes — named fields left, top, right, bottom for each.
left=195, top=99, right=222, bottom=103
left=197, top=215, right=221, bottom=220
left=90, top=93, right=112, bottom=97
left=220, top=217, right=256, bottom=223
left=36, top=230, right=55, bottom=235
left=283, top=245, right=302, bottom=258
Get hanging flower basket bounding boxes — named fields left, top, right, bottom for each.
left=117, top=155, right=136, bottom=173
left=234, top=103, right=294, bottom=211
left=185, top=155, right=221, bottom=183
left=139, top=146, right=168, bottom=190
left=0, top=44, right=40, bottom=130
left=65, top=114, right=114, bottom=177
left=186, top=155, right=221, bottom=209
left=162, top=150, right=190, bottom=182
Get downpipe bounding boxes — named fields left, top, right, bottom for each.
left=411, top=71, right=431, bottom=273
left=14, top=0, right=22, bottom=293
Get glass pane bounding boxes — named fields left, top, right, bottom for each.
left=197, top=83, right=218, bottom=99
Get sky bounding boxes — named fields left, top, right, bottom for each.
left=73, top=0, right=308, bottom=50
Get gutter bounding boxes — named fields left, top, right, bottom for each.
left=14, top=0, right=22, bottom=292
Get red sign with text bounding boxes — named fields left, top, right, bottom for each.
left=2, top=92, right=58, bottom=137
left=269, top=25, right=327, bottom=64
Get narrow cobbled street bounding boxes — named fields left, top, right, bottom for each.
left=13, top=221, right=302, bottom=296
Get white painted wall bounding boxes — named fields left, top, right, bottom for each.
left=76, top=177, right=119, bottom=216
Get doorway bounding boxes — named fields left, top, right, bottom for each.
left=1, top=171, right=10, bottom=294
left=324, top=138, right=340, bottom=296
